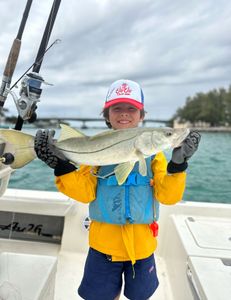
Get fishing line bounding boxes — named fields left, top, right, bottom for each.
left=14, top=0, right=62, bottom=131
left=10, top=39, right=61, bottom=90
left=0, top=2, right=62, bottom=295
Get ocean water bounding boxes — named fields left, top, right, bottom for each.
left=6, top=128, right=231, bottom=204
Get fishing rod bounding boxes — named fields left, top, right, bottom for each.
left=13, top=0, right=62, bottom=130
left=8, top=38, right=60, bottom=121
left=0, top=0, right=33, bottom=108
left=10, top=39, right=61, bottom=91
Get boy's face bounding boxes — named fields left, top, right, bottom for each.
left=108, top=102, right=144, bottom=129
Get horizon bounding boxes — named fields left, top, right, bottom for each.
left=0, top=0, right=231, bottom=120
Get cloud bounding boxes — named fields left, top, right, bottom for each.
left=0, top=0, right=231, bottom=121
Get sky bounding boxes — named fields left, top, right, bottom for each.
left=0, top=0, right=231, bottom=120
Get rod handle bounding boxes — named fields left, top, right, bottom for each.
left=3, top=38, right=21, bottom=78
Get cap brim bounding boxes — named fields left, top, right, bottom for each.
left=104, top=98, right=144, bottom=110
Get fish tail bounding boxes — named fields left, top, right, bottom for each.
left=0, top=129, right=36, bottom=169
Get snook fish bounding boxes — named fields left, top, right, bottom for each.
left=0, top=125, right=189, bottom=184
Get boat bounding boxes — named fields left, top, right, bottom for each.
left=0, top=165, right=230, bottom=300
left=0, top=1, right=230, bottom=298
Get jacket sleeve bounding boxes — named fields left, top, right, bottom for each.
left=55, top=165, right=97, bottom=203
left=152, top=152, right=186, bottom=205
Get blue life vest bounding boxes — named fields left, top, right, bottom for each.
left=89, top=156, right=159, bottom=225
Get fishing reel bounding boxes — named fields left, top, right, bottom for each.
left=8, top=72, right=52, bottom=122
left=14, top=72, right=44, bottom=121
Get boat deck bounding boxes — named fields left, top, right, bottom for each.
left=54, top=253, right=173, bottom=300
left=0, top=241, right=173, bottom=300
left=0, top=189, right=230, bottom=300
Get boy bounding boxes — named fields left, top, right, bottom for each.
left=34, top=79, right=200, bottom=300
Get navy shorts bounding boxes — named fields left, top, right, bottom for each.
left=78, top=248, right=159, bottom=300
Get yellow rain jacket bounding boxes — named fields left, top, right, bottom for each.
left=55, top=152, right=186, bottom=264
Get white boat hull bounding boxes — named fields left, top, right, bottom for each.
left=0, top=189, right=230, bottom=300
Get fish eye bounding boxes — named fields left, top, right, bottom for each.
left=166, top=131, right=172, bottom=137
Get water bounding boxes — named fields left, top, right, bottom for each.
left=7, top=129, right=231, bottom=204
left=183, top=132, right=231, bottom=204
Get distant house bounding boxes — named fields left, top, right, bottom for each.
left=174, top=118, right=211, bottom=128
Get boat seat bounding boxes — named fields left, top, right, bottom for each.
left=165, top=214, right=231, bottom=300
left=171, top=214, right=231, bottom=258
left=187, top=256, right=231, bottom=300
left=0, top=252, right=57, bottom=300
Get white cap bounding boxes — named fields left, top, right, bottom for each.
left=104, top=79, right=144, bottom=109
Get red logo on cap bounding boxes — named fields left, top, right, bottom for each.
left=116, top=83, right=132, bottom=96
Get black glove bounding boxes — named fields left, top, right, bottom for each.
left=34, top=129, right=76, bottom=175
left=167, top=131, right=201, bottom=173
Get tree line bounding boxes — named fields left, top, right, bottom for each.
left=174, top=85, right=231, bottom=126
left=1, top=85, right=231, bottom=127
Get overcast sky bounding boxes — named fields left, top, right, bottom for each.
left=0, top=0, right=231, bottom=120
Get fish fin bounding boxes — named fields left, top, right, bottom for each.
left=135, top=150, right=147, bottom=176
left=0, top=129, right=36, bottom=169
left=58, top=124, right=86, bottom=142
left=114, top=161, right=135, bottom=185
left=0, top=142, right=6, bottom=156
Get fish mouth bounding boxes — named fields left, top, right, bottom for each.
left=173, top=128, right=190, bottom=147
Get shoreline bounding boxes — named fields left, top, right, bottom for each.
left=189, top=127, right=231, bottom=132
left=1, top=122, right=231, bottom=132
